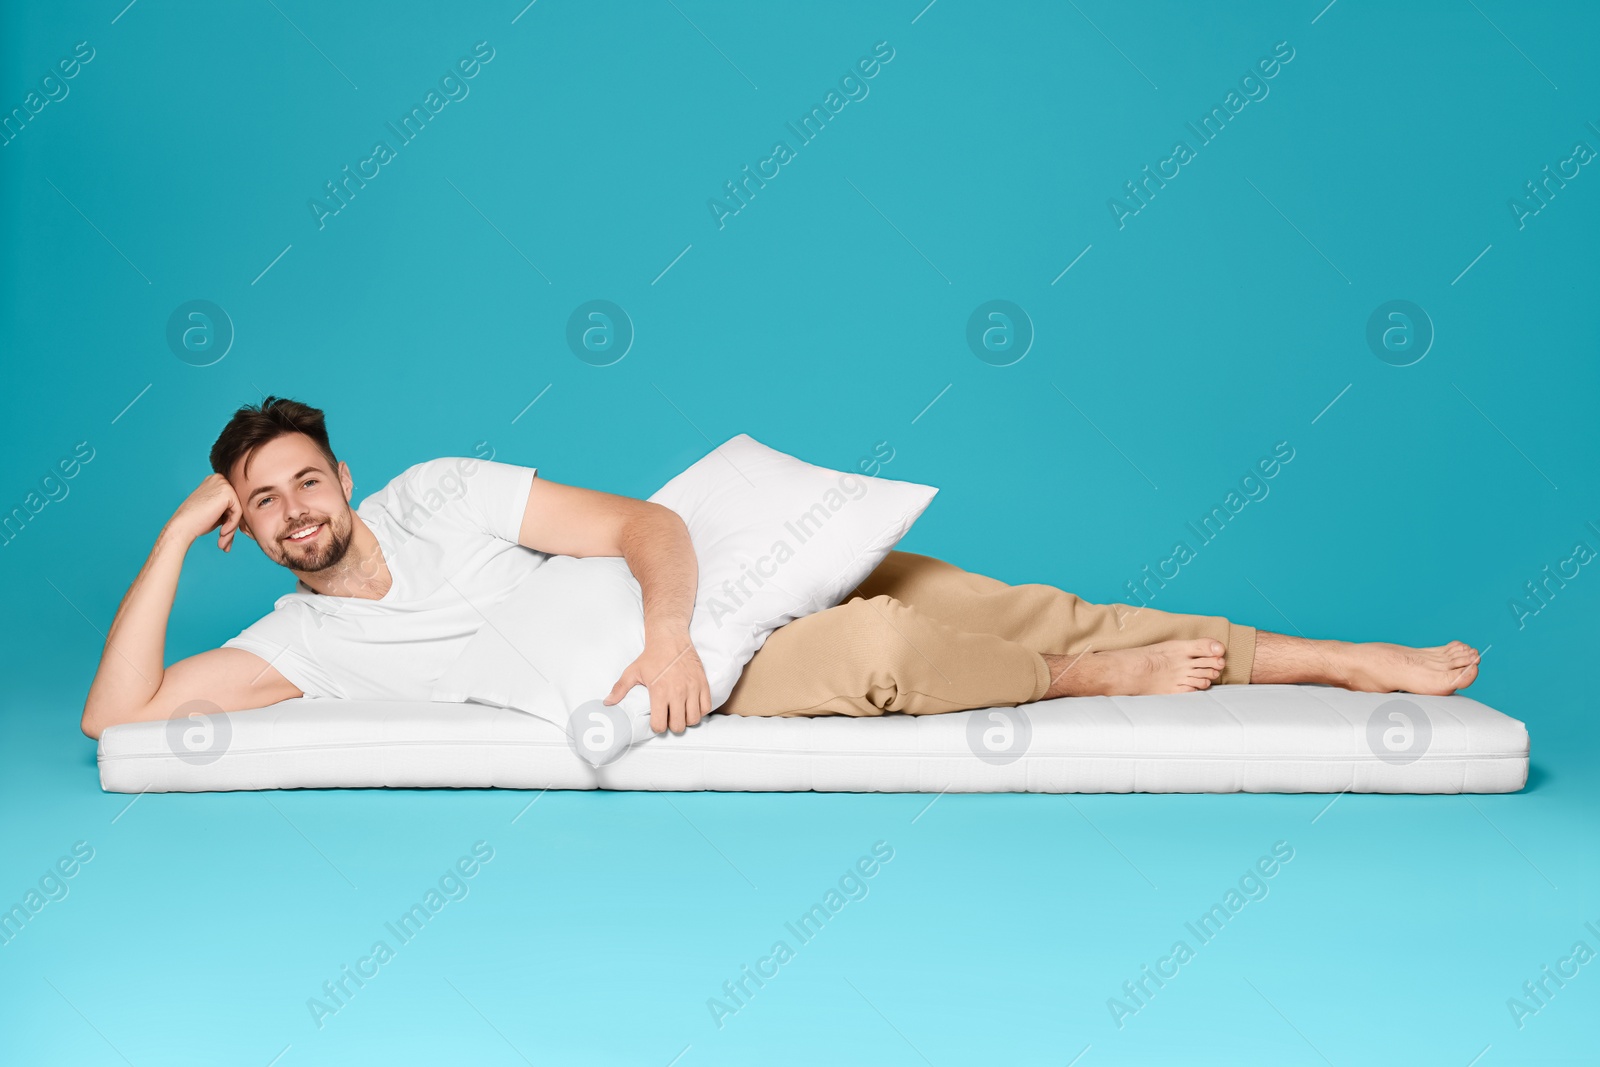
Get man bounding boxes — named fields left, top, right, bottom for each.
left=80, top=397, right=1481, bottom=741
left=80, top=396, right=711, bottom=740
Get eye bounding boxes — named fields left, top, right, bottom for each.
left=256, top=496, right=272, bottom=508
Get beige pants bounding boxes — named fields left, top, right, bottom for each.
left=719, top=550, right=1257, bottom=718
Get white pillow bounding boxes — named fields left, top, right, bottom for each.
left=430, top=433, right=939, bottom=764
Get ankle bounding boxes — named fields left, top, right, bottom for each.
left=1310, top=638, right=1361, bottom=687
left=1252, top=630, right=1358, bottom=687
left=1043, top=650, right=1100, bottom=699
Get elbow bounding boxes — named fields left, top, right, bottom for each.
left=80, top=701, right=123, bottom=742
left=616, top=502, right=687, bottom=555
left=645, top=501, right=689, bottom=538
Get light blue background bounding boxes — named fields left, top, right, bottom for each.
left=2, top=1, right=1597, bottom=1063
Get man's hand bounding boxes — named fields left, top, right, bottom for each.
left=603, top=629, right=711, bottom=735
left=167, top=473, right=245, bottom=552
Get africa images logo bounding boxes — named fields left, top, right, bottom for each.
left=1364, top=698, right=1432, bottom=766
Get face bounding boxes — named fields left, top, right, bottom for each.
left=230, top=434, right=356, bottom=576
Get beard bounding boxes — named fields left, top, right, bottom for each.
left=272, top=508, right=355, bottom=575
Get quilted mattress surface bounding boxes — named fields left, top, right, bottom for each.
left=96, top=684, right=1529, bottom=794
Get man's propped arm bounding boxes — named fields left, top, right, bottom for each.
left=82, top=488, right=301, bottom=740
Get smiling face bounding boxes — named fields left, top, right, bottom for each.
left=229, top=433, right=357, bottom=575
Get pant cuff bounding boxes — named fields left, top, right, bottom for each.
left=1223, top=622, right=1257, bottom=685
left=1029, top=650, right=1052, bottom=702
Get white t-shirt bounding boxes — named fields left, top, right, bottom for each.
left=222, top=456, right=545, bottom=701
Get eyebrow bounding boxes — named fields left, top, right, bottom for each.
left=248, top=466, right=324, bottom=503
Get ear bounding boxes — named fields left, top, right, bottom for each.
left=338, top=461, right=354, bottom=503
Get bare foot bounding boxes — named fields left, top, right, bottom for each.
left=1338, top=640, right=1481, bottom=696
left=1042, top=639, right=1225, bottom=698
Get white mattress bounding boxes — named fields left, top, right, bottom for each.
left=97, top=684, right=1529, bottom=794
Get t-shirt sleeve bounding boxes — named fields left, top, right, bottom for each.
left=434, top=457, right=538, bottom=545
left=220, top=598, right=341, bottom=700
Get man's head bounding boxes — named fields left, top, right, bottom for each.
left=210, top=397, right=357, bottom=575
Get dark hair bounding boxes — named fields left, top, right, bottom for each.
left=210, top=396, right=340, bottom=482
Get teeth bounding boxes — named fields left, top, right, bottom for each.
left=289, top=524, right=320, bottom=541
